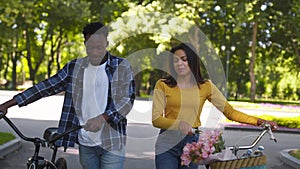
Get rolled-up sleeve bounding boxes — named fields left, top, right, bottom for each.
left=14, top=64, right=70, bottom=107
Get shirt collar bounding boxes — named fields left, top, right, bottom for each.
left=82, top=52, right=112, bottom=68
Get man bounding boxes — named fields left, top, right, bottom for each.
left=0, top=22, right=135, bottom=169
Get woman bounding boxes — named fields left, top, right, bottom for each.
left=152, top=43, right=278, bottom=169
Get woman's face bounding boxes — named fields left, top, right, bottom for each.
left=173, top=49, right=191, bottom=77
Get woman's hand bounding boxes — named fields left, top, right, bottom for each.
left=179, top=120, right=193, bottom=135
left=257, top=118, right=278, bottom=131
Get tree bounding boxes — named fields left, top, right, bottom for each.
left=0, top=0, right=27, bottom=89
left=108, top=1, right=194, bottom=95
left=0, top=0, right=298, bottom=101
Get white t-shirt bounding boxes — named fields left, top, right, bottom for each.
left=78, top=62, right=108, bottom=146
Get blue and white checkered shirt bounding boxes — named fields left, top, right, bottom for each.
left=14, top=53, right=135, bottom=150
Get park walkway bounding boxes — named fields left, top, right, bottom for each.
left=0, top=90, right=299, bottom=169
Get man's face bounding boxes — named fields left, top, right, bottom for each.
left=85, top=34, right=108, bottom=65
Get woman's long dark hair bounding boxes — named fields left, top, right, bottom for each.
left=164, top=43, right=207, bottom=87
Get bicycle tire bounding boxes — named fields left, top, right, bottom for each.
left=55, top=158, right=67, bottom=169
left=46, top=160, right=57, bottom=169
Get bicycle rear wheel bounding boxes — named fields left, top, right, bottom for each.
left=55, top=158, right=67, bottom=169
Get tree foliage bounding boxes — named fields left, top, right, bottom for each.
left=0, top=0, right=299, bottom=101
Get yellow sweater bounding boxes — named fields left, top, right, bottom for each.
left=152, top=79, right=259, bottom=130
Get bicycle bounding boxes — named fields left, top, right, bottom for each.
left=192, top=123, right=278, bottom=169
left=0, top=112, right=82, bottom=169
left=227, top=123, right=277, bottom=156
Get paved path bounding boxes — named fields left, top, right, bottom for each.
left=0, top=90, right=299, bottom=169
left=1, top=119, right=299, bottom=169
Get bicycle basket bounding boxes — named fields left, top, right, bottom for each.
left=209, top=155, right=267, bottom=169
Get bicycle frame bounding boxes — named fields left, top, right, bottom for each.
left=0, top=112, right=81, bottom=169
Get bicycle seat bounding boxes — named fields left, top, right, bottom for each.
left=43, top=127, right=59, bottom=142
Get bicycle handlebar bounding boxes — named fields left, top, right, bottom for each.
left=48, top=125, right=82, bottom=144
left=227, top=123, right=277, bottom=155
left=1, top=111, right=84, bottom=169
left=0, top=111, right=37, bottom=142
left=0, top=111, right=82, bottom=146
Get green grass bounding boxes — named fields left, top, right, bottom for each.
left=228, top=97, right=300, bottom=106
left=0, top=132, right=15, bottom=145
left=224, top=115, right=300, bottom=129
left=289, top=149, right=300, bottom=160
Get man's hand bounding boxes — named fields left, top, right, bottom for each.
left=83, top=114, right=108, bottom=132
left=0, top=99, right=18, bottom=115
left=0, top=104, right=7, bottom=115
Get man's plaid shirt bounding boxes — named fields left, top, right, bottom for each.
left=14, top=53, right=135, bottom=150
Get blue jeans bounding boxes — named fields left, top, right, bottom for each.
left=155, top=130, right=199, bottom=169
left=79, top=144, right=125, bottom=169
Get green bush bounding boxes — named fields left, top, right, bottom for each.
left=257, top=115, right=300, bottom=129
left=225, top=115, right=300, bottom=129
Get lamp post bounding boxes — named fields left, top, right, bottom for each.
left=221, top=45, right=235, bottom=98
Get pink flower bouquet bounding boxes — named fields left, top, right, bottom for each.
left=181, top=129, right=226, bottom=166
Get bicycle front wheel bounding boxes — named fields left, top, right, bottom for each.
left=55, top=158, right=67, bottom=169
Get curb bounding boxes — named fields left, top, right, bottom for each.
left=280, top=149, right=300, bottom=169
left=0, top=137, right=22, bottom=159
left=224, top=124, right=300, bottom=134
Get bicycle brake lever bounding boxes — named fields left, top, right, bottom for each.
left=263, top=123, right=277, bottom=143
left=191, top=127, right=203, bottom=134
left=268, top=129, right=277, bottom=143
left=41, top=141, right=47, bottom=147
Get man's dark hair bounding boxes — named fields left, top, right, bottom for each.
left=82, top=22, right=108, bottom=40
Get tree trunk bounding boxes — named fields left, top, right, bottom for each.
left=48, top=34, right=55, bottom=78
left=56, top=47, right=61, bottom=72
left=290, top=37, right=300, bottom=65
left=12, top=33, right=20, bottom=90
left=135, top=72, right=142, bottom=96
left=11, top=52, right=17, bottom=90
left=55, top=31, right=63, bottom=72
left=24, top=28, right=35, bottom=83
left=249, top=22, right=257, bottom=102
left=47, top=28, right=64, bottom=76
left=34, top=36, right=48, bottom=81
left=3, top=54, right=9, bottom=82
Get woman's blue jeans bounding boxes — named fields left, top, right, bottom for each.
left=155, top=129, right=199, bottom=169
left=79, top=144, right=125, bottom=169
